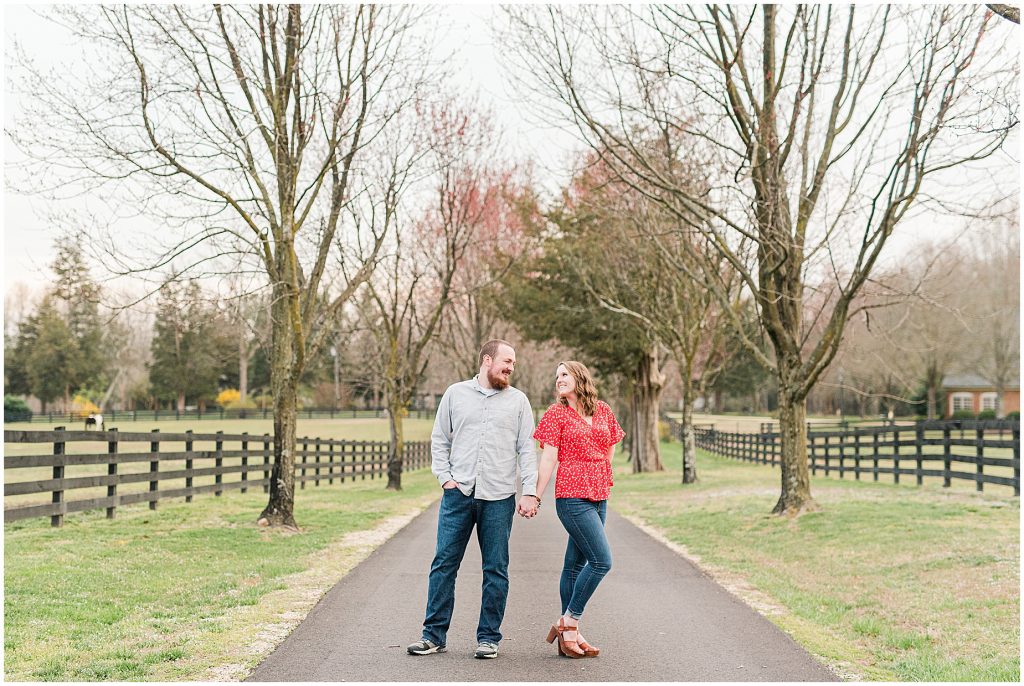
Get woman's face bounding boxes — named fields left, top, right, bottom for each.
left=555, top=364, right=577, bottom=398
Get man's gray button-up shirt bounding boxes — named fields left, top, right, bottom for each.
left=431, top=376, right=538, bottom=500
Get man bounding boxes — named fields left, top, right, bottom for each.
left=407, top=339, right=539, bottom=660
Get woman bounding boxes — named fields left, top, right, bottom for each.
left=532, top=361, right=624, bottom=658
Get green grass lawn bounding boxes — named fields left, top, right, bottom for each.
left=611, top=443, right=1020, bottom=681
left=4, top=467, right=440, bottom=681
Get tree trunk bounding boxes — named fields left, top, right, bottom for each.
left=177, top=392, right=185, bottom=412
left=629, top=348, right=664, bottom=472
left=259, top=280, right=299, bottom=528
left=771, top=390, right=817, bottom=515
left=386, top=397, right=405, bottom=490
left=680, top=385, right=697, bottom=484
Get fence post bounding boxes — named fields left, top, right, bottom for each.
left=915, top=423, right=924, bottom=486
left=976, top=426, right=985, bottom=492
left=300, top=437, right=308, bottom=490
left=361, top=442, right=367, bottom=480
left=837, top=433, right=845, bottom=478
left=214, top=430, right=224, bottom=497
left=263, top=433, right=271, bottom=493
left=328, top=440, right=335, bottom=485
left=51, top=426, right=66, bottom=528
left=810, top=433, right=817, bottom=476
left=872, top=431, right=879, bottom=481
left=315, top=438, right=322, bottom=487
left=942, top=425, right=951, bottom=488
left=149, top=429, right=160, bottom=510
left=106, top=428, right=119, bottom=519
left=853, top=428, right=861, bottom=480
left=185, top=429, right=194, bottom=502
left=241, top=432, right=249, bottom=494
left=1012, top=423, right=1019, bottom=497
left=893, top=428, right=900, bottom=485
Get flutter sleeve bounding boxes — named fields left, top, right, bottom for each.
left=532, top=404, right=563, bottom=448
left=605, top=403, right=625, bottom=447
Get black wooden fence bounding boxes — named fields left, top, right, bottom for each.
left=4, top=428, right=432, bottom=526
left=6, top=406, right=437, bottom=424
left=688, top=420, right=1019, bottom=495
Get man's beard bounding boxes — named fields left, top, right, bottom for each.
left=487, top=368, right=511, bottom=390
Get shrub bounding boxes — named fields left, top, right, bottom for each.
left=951, top=410, right=976, bottom=420
left=71, top=394, right=101, bottom=419
left=1006, top=411, right=1020, bottom=420
left=4, top=395, right=32, bottom=422
left=977, top=409, right=997, bottom=420
left=253, top=394, right=274, bottom=410
left=658, top=420, right=675, bottom=442
left=215, top=389, right=241, bottom=407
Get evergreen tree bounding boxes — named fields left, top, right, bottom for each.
left=149, top=279, right=233, bottom=410
left=5, top=237, right=110, bottom=409
left=24, top=297, right=76, bottom=410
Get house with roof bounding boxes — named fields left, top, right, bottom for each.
left=942, top=374, right=1020, bottom=418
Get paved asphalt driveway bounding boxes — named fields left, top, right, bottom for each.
left=248, top=498, right=837, bottom=682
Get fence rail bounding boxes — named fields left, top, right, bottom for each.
left=4, top=428, right=431, bottom=526
left=685, top=419, right=1019, bottom=495
left=4, top=407, right=437, bottom=425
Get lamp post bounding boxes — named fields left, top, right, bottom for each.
left=330, top=346, right=340, bottom=411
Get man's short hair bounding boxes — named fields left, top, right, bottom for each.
left=479, top=339, right=514, bottom=367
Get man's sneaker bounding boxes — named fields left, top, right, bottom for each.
left=474, top=641, right=499, bottom=659
left=407, top=639, right=446, bottom=655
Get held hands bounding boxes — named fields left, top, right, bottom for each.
left=444, top=481, right=538, bottom=518
left=517, top=495, right=540, bottom=519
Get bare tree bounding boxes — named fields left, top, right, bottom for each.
left=969, top=214, right=1020, bottom=417
left=11, top=5, right=436, bottom=527
left=434, top=167, right=539, bottom=378
left=562, top=156, right=739, bottom=482
left=504, top=5, right=1018, bottom=514
left=364, top=101, right=507, bottom=490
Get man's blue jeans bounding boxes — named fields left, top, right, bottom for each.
left=556, top=498, right=612, bottom=619
left=422, top=489, right=515, bottom=645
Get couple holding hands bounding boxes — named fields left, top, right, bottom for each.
left=407, top=339, right=624, bottom=660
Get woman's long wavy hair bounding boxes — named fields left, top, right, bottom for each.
left=556, top=361, right=598, bottom=417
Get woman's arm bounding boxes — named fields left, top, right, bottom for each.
left=535, top=443, right=559, bottom=501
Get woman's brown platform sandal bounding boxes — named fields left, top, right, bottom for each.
left=545, top=619, right=587, bottom=658
left=576, top=633, right=600, bottom=657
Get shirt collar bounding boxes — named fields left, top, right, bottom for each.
left=472, top=375, right=501, bottom=397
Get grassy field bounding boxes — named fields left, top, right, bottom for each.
left=4, top=467, right=440, bottom=681
left=611, top=443, right=1020, bottom=681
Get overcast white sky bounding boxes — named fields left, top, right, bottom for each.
left=2, top=4, right=584, bottom=299
left=3, top=3, right=1020, bottom=303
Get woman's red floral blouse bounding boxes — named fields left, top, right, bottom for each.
left=533, top=400, right=625, bottom=501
